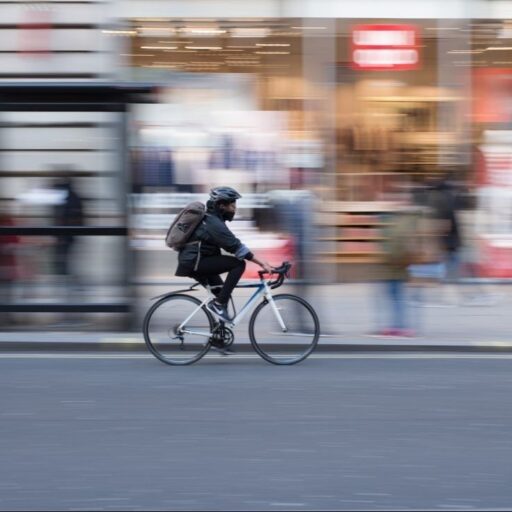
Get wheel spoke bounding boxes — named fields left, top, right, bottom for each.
left=249, top=294, right=319, bottom=365
left=143, top=294, right=214, bottom=365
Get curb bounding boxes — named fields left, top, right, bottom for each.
left=2, top=341, right=512, bottom=353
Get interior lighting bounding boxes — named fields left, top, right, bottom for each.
left=255, top=51, right=290, bottom=55
left=141, top=46, right=178, bottom=50
left=137, top=27, right=175, bottom=37
left=121, top=53, right=155, bottom=57
left=256, top=43, right=291, bottom=47
left=226, top=57, right=260, bottom=61
left=447, top=49, right=484, bottom=54
left=230, top=28, right=270, bottom=38
left=102, top=30, right=136, bottom=35
left=226, top=62, right=260, bottom=66
left=181, top=28, right=227, bottom=35
left=185, top=46, right=223, bottom=50
left=134, top=18, right=168, bottom=22
left=144, top=64, right=178, bottom=68
left=486, top=47, right=512, bottom=51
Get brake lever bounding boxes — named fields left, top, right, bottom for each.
left=258, top=269, right=273, bottom=280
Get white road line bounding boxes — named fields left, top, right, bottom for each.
left=1, top=353, right=512, bottom=360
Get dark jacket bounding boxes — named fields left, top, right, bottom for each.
left=53, top=186, right=84, bottom=246
left=175, top=209, right=253, bottom=276
left=426, top=182, right=461, bottom=253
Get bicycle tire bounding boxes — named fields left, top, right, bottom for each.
left=249, top=294, right=320, bottom=365
left=143, top=293, right=215, bottom=366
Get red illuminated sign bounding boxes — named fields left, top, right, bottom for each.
left=351, top=24, right=420, bottom=71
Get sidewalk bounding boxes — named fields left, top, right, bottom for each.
left=1, top=282, right=510, bottom=352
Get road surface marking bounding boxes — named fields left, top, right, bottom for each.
left=1, top=353, right=512, bottom=360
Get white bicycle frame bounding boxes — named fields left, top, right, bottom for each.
left=178, top=280, right=287, bottom=338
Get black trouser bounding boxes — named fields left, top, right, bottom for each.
left=54, top=239, right=73, bottom=276
left=191, top=255, right=246, bottom=305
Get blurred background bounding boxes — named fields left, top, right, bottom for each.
left=0, top=0, right=511, bottom=334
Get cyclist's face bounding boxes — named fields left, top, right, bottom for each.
left=220, top=201, right=236, bottom=222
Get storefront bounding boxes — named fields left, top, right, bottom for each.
left=472, top=62, right=512, bottom=277
left=1, top=2, right=511, bottom=317
left=112, top=16, right=474, bottom=280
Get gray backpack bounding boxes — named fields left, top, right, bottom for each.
left=165, top=201, right=206, bottom=251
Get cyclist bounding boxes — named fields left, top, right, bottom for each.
left=175, top=186, right=273, bottom=323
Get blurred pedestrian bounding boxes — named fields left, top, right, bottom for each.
left=268, top=179, right=316, bottom=332
left=0, top=204, right=19, bottom=326
left=52, top=175, right=84, bottom=299
left=372, top=191, right=419, bottom=337
left=408, top=179, right=448, bottom=311
left=421, top=174, right=462, bottom=303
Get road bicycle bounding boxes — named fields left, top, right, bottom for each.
left=143, top=261, right=320, bottom=365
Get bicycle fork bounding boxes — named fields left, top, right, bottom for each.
left=265, top=289, right=288, bottom=333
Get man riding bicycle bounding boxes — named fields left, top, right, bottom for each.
left=175, top=186, right=272, bottom=323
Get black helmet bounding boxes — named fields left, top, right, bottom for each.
left=209, top=186, right=242, bottom=203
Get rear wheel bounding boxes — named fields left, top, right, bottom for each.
left=249, top=294, right=320, bottom=365
left=143, top=294, right=214, bottom=365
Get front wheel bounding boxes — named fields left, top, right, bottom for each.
left=143, top=294, right=215, bottom=365
left=249, top=294, right=320, bottom=365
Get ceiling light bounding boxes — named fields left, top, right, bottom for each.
left=230, top=28, right=270, bottom=38
left=256, top=43, right=291, bottom=47
left=486, top=47, right=512, bottom=51
left=255, top=51, right=290, bottom=55
left=185, top=46, right=223, bottom=50
left=227, top=45, right=255, bottom=49
left=226, top=62, right=260, bottom=66
left=102, top=30, right=136, bottom=36
left=186, top=62, right=223, bottom=66
left=144, top=64, right=178, bottom=68
left=141, top=46, right=178, bottom=50
left=447, top=49, right=484, bottom=54
left=226, top=61, right=259, bottom=65
left=181, top=28, right=227, bottom=35
left=226, top=56, right=260, bottom=60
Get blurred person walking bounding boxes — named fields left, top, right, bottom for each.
left=0, top=204, right=19, bottom=326
left=413, top=175, right=462, bottom=304
left=267, top=181, right=316, bottom=332
left=52, top=175, right=84, bottom=301
left=372, top=193, right=420, bottom=337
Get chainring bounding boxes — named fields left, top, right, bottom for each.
left=211, top=324, right=235, bottom=347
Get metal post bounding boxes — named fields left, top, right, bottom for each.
left=118, top=104, right=135, bottom=330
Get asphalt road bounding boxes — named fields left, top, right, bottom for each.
left=1, top=353, right=512, bottom=511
